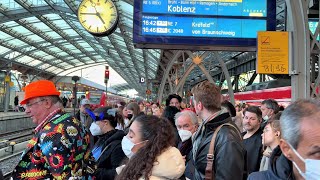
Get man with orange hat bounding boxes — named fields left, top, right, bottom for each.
left=11, top=80, right=93, bottom=179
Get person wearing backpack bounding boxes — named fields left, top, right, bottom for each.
left=191, top=81, right=247, bottom=180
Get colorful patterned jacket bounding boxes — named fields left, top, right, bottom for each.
left=11, top=110, right=92, bottom=180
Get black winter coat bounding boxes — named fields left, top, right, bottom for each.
left=178, top=138, right=194, bottom=179
left=248, top=146, right=295, bottom=180
left=93, top=129, right=127, bottom=180
left=193, top=112, right=247, bottom=180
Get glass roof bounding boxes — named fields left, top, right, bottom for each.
left=1, top=0, right=286, bottom=95
left=0, top=0, right=159, bottom=94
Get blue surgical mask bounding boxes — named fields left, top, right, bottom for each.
left=289, top=143, right=320, bottom=180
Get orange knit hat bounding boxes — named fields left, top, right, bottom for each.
left=20, top=80, right=60, bottom=104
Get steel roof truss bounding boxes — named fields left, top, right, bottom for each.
left=0, top=24, right=67, bottom=69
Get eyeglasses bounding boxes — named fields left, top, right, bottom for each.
left=26, top=99, right=45, bottom=108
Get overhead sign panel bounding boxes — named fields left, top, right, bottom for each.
left=142, top=0, right=266, bottom=17
left=142, top=16, right=266, bottom=38
left=133, top=0, right=276, bottom=51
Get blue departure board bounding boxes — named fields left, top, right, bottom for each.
left=141, top=16, right=266, bottom=38
left=133, top=0, right=276, bottom=50
left=142, top=0, right=267, bottom=17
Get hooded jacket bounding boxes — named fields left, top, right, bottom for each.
left=192, top=110, right=247, bottom=180
left=93, top=129, right=127, bottom=180
left=117, top=146, right=185, bottom=180
left=248, top=146, right=295, bottom=180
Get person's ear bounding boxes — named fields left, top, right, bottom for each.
left=197, top=101, right=203, bottom=110
left=279, top=139, right=293, bottom=161
left=104, top=120, right=109, bottom=126
left=269, top=109, right=274, bottom=116
left=43, top=98, right=51, bottom=108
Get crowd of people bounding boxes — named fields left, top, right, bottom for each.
left=5, top=79, right=320, bottom=180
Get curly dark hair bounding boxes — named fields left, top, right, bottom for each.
left=116, top=115, right=176, bottom=180
left=162, top=106, right=180, bottom=127
left=165, top=94, right=182, bottom=106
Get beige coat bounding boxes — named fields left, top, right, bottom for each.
left=117, top=146, right=186, bottom=180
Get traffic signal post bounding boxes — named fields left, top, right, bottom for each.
left=105, top=66, right=109, bottom=94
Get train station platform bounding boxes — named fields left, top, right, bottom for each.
left=0, top=108, right=78, bottom=134
left=0, top=112, right=26, bottom=120
left=0, top=112, right=32, bottom=135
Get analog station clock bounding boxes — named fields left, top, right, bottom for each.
left=78, top=0, right=119, bottom=36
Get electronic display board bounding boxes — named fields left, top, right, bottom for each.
left=142, top=0, right=267, bottom=17
left=133, top=0, right=276, bottom=51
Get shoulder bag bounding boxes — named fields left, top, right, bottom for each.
left=205, top=123, right=242, bottom=180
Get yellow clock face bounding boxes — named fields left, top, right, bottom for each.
left=78, top=0, right=118, bottom=36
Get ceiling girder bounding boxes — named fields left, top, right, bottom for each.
left=143, top=50, right=149, bottom=82
left=0, top=0, right=161, bottom=94
left=11, top=0, right=96, bottom=69
left=13, top=0, right=94, bottom=65
left=0, top=24, right=67, bottom=69
left=107, top=34, right=141, bottom=89
left=0, top=56, right=56, bottom=77
left=116, top=11, right=142, bottom=80
left=37, top=14, right=95, bottom=64
left=15, top=19, right=80, bottom=67
left=0, top=4, right=73, bottom=24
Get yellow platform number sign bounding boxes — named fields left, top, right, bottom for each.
left=257, top=31, right=289, bottom=74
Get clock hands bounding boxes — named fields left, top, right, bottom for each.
left=80, top=12, right=97, bottom=15
left=96, top=12, right=105, bottom=24
left=89, top=1, right=105, bottom=24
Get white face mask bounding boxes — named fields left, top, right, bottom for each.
left=178, top=129, right=193, bottom=142
left=289, top=143, right=320, bottom=180
left=121, top=136, right=146, bottom=159
left=89, top=122, right=103, bottom=136
left=263, top=115, right=269, bottom=121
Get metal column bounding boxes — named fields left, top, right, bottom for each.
left=214, top=52, right=235, bottom=105
left=4, top=70, right=10, bottom=112
left=286, top=0, right=310, bottom=100
left=158, top=51, right=182, bottom=103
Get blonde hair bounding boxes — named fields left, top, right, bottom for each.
left=267, top=120, right=281, bottom=135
